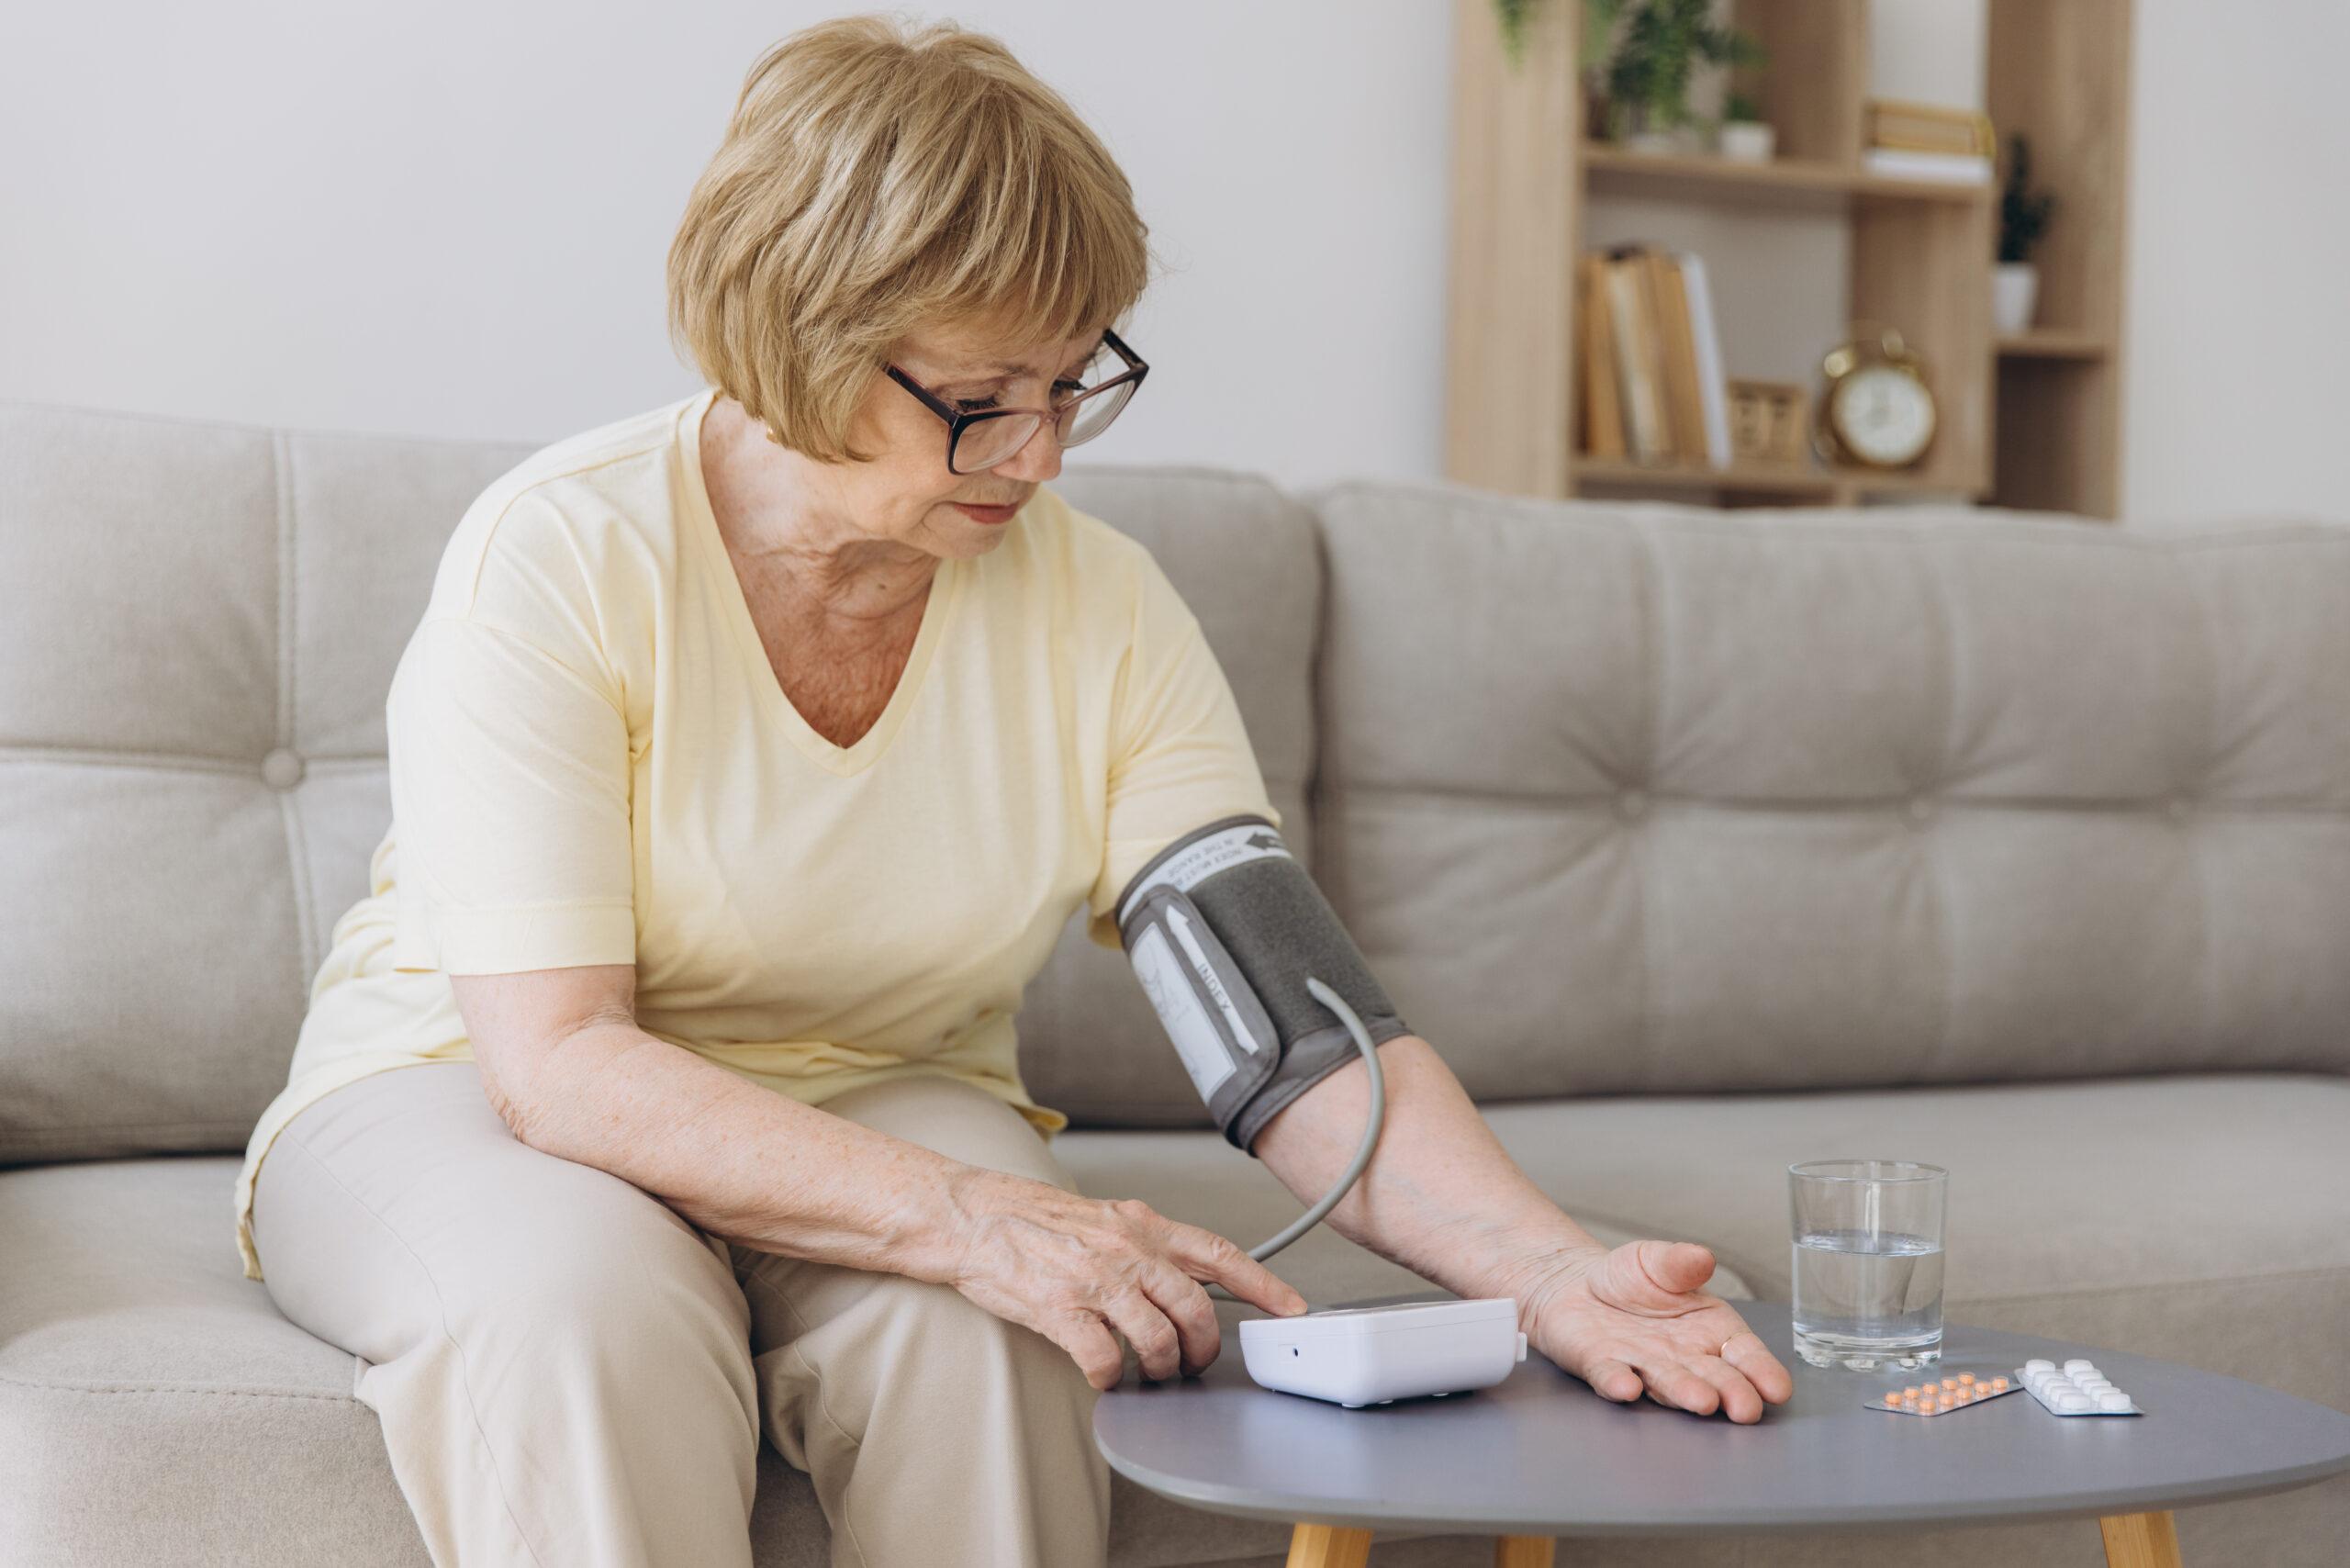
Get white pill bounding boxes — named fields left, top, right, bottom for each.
left=2042, top=1378, right=2076, bottom=1397
left=2024, top=1359, right=2054, bottom=1374
left=2078, top=1378, right=2115, bottom=1394
left=2057, top=1394, right=2093, bottom=1413
left=2064, top=1359, right=2097, bottom=1375
left=2098, top=1392, right=2133, bottom=1413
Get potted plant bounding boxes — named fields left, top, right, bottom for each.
left=1571, top=0, right=1762, bottom=151
left=1718, top=91, right=1774, bottom=162
left=1997, top=132, right=2056, bottom=333
left=1492, top=0, right=1764, bottom=153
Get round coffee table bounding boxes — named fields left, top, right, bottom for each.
left=1094, top=1298, right=2350, bottom=1567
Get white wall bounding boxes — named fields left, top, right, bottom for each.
left=0, top=1, right=1455, bottom=494
left=2124, top=3, right=2350, bottom=523
left=3, top=2, right=2344, bottom=518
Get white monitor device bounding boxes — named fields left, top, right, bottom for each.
left=1238, top=1298, right=1528, bottom=1408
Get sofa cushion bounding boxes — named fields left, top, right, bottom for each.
left=1591, top=1073, right=2335, bottom=1404
left=1309, top=481, right=2350, bottom=1102
left=0, top=401, right=534, bottom=1166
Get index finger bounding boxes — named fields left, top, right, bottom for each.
left=1164, top=1222, right=1307, bottom=1316
left=1721, top=1328, right=1795, bottom=1403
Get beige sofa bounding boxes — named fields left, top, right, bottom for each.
left=3, top=397, right=2344, bottom=1567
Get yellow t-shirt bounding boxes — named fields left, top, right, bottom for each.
left=233, top=386, right=1278, bottom=1282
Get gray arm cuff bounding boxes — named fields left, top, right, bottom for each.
left=1113, top=812, right=1414, bottom=1156
left=1227, top=1012, right=1413, bottom=1155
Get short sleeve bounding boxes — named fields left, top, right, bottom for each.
left=1084, top=551, right=1281, bottom=949
left=386, top=614, right=636, bottom=975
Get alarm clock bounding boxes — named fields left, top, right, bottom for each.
left=1818, top=325, right=1937, bottom=469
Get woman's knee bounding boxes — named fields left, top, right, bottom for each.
left=259, top=1086, right=756, bottom=1417
left=801, top=1271, right=1096, bottom=1425
left=455, top=1195, right=752, bottom=1378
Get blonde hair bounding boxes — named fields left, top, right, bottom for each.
left=666, top=14, right=1153, bottom=465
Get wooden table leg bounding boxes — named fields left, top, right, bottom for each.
left=1281, top=1523, right=1555, bottom=1566
left=2098, top=1511, right=2183, bottom=1567
left=1285, top=1522, right=1373, bottom=1568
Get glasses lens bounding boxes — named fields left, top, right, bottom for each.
left=952, top=412, right=1041, bottom=474
left=1057, top=378, right=1136, bottom=449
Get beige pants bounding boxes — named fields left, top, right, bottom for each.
left=250, top=1060, right=1110, bottom=1568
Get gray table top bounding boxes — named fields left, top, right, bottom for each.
left=1094, top=1298, right=2350, bottom=1537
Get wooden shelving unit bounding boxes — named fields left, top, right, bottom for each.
left=1442, top=0, right=2133, bottom=517
left=1583, top=143, right=1995, bottom=207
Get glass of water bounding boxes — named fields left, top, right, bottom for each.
left=1788, top=1159, right=1947, bottom=1371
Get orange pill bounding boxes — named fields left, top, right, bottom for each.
left=1905, top=1385, right=1925, bottom=1398
left=1957, top=1372, right=1976, bottom=1384
left=1991, top=1376, right=2009, bottom=1391
left=1917, top=1399, right=1939, bottom=1413
left=1941, top=1377, right=1959, bottom=1391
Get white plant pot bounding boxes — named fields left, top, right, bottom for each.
left=1718, top=121, right=1775, bottom=163
left=1994, top=263, right=2040, bottom=334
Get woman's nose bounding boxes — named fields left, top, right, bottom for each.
left=990, top=417, right=1063, bottom=481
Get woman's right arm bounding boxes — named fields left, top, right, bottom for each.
left=450, top=965, right=1305, bottom=1389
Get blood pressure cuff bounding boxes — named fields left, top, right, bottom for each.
left=1114, top=814, right=1411, bottom=1153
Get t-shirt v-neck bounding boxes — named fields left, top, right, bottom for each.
left=677, top=386, right=961, bottom=778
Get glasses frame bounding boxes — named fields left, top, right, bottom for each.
left=887, top=327, right=1149, bottom=475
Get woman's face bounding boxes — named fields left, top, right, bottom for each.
left=825, top=317, right=1111, bottom=561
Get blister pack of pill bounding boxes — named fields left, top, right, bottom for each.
left=2015, top=1358, right=2142, bottom=1416
left=1863, top=1369, right=2020, bottom=1417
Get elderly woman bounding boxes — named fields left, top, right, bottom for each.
left=234, top=15, right=1789, bottom=1568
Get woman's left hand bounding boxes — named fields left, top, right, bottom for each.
left=1517, top=1238, right=1795, bottom=1423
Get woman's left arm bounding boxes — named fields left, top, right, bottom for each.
left=1249, top=1034, right=1796, bottom=1423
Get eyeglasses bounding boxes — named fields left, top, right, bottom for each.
left=888, top=327, right=1148, bottom=475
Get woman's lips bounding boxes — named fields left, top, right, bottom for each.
left=953, top=500, right=1020, bottom=524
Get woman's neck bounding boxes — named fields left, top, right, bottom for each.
left=700, top=396, right=937, bottom=635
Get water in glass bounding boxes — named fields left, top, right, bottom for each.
left=1791, top=1227, right=1945, bottom=1369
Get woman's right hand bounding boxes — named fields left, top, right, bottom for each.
left=938, top=1167, right=1308, bottom=1390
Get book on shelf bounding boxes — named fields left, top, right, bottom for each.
left=1647, top=251, right=1708, bottom=467
left=1578, top=245, right=1729, bottom=470
left=1863, top=97, right=1993, bottom=158
left=1602, top=251, right=1671, bottom=463
left=1676, top=253, right=1732, bottom=469
left=1576, top=253, right=1625, bottom=459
